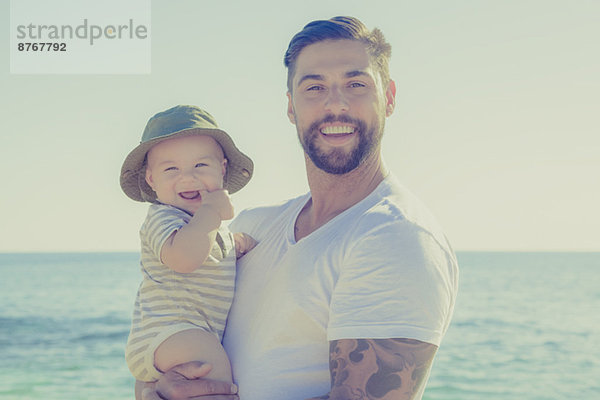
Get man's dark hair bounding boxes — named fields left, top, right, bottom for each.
left=284, top=16, right=392, bottom=92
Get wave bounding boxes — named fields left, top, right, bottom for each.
left=0, top=315, right=131, bottom=347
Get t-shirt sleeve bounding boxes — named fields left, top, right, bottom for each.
left=327, top=220, right=456, bottom=346
left=141, top=205, right=188, bottom=261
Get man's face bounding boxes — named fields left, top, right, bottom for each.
left=287, top=39, right=395, bottom=174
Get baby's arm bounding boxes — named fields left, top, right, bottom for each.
left=161, top=190, right=234, bottom=273
left=233, top=232, right=257, bottom=258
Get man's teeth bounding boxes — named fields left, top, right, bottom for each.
left=320, top=126, right=354, bottom=135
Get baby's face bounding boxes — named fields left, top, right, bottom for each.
left=145, top=135, right=226, bottom=214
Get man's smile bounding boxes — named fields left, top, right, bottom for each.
left=320, top=125, right=356, bottom=136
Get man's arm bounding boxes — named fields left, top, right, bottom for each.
left=308, top=338, right=437, bottom=400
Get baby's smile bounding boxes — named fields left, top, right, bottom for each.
left=179, top=191, right=201, bottom=200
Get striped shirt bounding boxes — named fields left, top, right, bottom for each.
left=125, top=203, right=236, bottom=381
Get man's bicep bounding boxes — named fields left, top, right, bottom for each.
left=325, top=338, right=437, bottom=400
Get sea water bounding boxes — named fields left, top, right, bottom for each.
left=1, top=252, right=599, bottom=399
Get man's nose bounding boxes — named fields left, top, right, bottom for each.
left=324, top=86, right=349, bottom=113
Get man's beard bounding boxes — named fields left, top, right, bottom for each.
left=299, top=114, right=381, bottom=175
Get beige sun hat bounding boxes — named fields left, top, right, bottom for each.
left=120, top=105, right=253, bottom=202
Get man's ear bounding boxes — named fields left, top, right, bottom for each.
left=286, top=91, right=296, bottom=124
left=385, top=79, right=397, bottom=117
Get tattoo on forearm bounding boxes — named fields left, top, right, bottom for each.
left=325, top=338, right=437, bottom=400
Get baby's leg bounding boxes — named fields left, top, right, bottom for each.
left=154, top=328, right=232, bottom=383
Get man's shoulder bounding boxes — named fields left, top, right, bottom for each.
left=342, top=176, right=458, bottom=307
left=350, top=175, right=454, bottom=257
left=355, top=175, right=432, bottom=230
left=230, top=193, right=309, bottom=234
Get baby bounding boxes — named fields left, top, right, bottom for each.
left=120, top=105, right=255, bottom=385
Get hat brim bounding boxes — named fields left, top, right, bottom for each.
left=120, top=127, right=253, bottom=202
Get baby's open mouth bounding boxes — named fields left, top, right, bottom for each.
left=179, top=191, right=201, bottom=200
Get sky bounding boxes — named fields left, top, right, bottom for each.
left=1, top=0, right=598, bottom=253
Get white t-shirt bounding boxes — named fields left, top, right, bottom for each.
left=224, top=174, right=458, bottom=400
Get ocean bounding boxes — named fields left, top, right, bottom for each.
left=1, top=252, right=598, bottom=399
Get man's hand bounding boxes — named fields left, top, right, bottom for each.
left=140, top=362, right=238, bottom=400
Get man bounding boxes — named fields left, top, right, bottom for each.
left=142, top=16, right=458, bottom=400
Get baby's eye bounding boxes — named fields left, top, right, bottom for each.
left=195, top=163, right=208, bottom=168
left=164, top=166, right=177, bottom=172
left=349, top=82, right=366, bottom=88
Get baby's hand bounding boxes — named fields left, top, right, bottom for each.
left=234, top=232, right=257, bottom=258
left=198, top=189, right=234, bottom=220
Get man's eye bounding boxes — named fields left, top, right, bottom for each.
left=307, top=85, right=324, bottom=91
